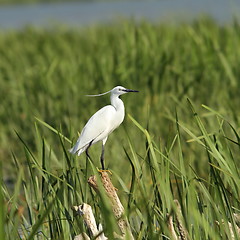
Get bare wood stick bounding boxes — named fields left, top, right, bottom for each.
left=174, top=199, right=189, bottom=240
left=72, top=203, right=107, bottom=240
left=74, top=232, right=90, bottom=240
left=216, top=219, right=240, bottom=239
left=233, top=213, right=240, bottom=227
left=88, top=172, right=134, bottom=239
left=167, top=214, right=178, bottom=240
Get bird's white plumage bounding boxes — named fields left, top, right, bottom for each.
left=69, top=86, right=138, bottom=168
left=70, top=105, right=120, bottom=155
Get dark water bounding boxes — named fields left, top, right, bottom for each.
left=0, top=0, right=240, bottom=30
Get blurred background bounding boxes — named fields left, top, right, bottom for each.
left=1, top=0, right=239, bottom=177
left=0, top=0, right=240, bottom=29
left=1, top=1, right=240, bottom=239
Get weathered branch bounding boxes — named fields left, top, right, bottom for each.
left=215, top=218, right=240, bottom=239
left=88, top=172, right=134, bottom=239
left=72, top=203, right=107, bottom=240
left=167, top=214, right=178, bottom=240
left=74, top=232, right=90, bottom=240
left=174, top=199, right=189, bottom=240
left=167, top=200, right=189, bottom=240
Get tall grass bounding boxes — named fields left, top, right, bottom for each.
left=1, top=19, right=240, bottom=239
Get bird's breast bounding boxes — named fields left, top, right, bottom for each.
left=109, top=107, right=125, bottom=131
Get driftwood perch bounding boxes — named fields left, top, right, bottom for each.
left=167, top=214, right=178, bottom=240
left=88, top=172, right=134, bottom=239
left=72, top=203, right=107, bottom=240
left=167, top=200, right=189, bottom=240
left=73, top=171, right=134, bottom=240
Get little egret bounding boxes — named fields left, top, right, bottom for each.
left=69, top=86, right=138, bottom=169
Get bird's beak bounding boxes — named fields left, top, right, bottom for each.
left=124, top=89, right=139, bottom=93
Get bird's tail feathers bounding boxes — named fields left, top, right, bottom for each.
left=69, top=147, right=85, bottom=156
left=69, top=142, right=87, bottom=156
left=69, top=146, right=77, bottom=154
left=69, top=139, right=80, bottom=154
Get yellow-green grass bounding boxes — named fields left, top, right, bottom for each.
left=1, top=19, right=240, bottom=239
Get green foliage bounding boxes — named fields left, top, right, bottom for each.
left=1, top=19, right=240, bottom=239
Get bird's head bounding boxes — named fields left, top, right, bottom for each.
left=111, top=86, right=139, bottom=96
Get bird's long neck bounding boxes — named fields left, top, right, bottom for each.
left=110, top=94, right=124, bottom=112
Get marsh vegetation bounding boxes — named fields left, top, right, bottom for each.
left=1, top=19, right=240, bottom=239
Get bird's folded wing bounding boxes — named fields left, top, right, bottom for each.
left=71, top=105, right=115, bottom=152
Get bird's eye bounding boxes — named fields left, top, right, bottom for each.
left=118, top=88, right=122, bottom=91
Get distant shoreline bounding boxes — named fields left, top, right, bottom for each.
left=0, top=0, right=239, bottom=30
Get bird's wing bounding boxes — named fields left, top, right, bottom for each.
left=70, top=105, right=115, bottom=154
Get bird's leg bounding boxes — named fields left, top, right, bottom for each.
left=98, top=144, right=112, bottom=174
left=97, top=139, right=111, bottom=174
left=100, top=144, right=105, bottom=170
left=86, top=140, right=93, bottom=160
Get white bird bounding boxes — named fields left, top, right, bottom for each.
left=69, top=86, right=138, bottom=169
